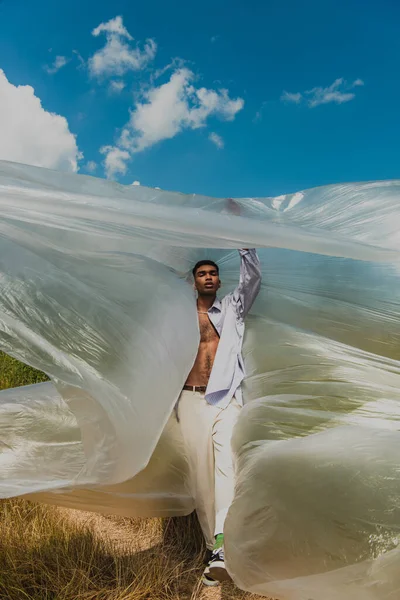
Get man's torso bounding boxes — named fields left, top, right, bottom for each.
left=185, top=312, right=220, bottom=386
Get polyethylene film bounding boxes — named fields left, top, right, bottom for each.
left=1, top=160, right=400, bottom=599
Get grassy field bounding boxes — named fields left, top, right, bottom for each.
left=0, top=499, right=223, bottom=600
left=0, top=352, right=265, bottom=600
left=0, top=352, right=48, bottom=390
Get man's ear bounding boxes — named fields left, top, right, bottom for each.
left=218, top=279, right=221, bottom=289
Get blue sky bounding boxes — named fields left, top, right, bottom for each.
left=0, top=0, right=399, bottom=197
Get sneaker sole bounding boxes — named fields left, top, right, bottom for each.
left=208, top=562, right=232, bottom=583
left=201, top=575, right=220, bottom=587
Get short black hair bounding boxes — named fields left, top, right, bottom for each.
left=192, top=260, right=219, bottom=277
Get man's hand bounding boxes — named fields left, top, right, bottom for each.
left=225, top=198, right=241, bottom=216
left=225, top=199, right=249, bottom=250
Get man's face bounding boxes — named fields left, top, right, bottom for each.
left=194, top=265, right=221, bottom=296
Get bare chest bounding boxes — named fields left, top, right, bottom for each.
left=198, top=314, right=219, bottom=343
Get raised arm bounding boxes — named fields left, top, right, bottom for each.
left=232, top=249, right=262, bottom=319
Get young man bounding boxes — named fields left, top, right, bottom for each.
left=176, top=246, right=261, bottom=586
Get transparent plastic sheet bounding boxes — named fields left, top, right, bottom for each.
left=0, top=160, right=400, bottom=599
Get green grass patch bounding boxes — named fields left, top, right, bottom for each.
left=0, top=352, right=48, bottom=390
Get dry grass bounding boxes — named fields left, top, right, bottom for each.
left=0, top=353, right=268, bottom=599
left=0, top=499, right=265, bottom=600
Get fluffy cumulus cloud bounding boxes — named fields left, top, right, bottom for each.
left=45, top=55, right=69, bottom=75
left=89, top=16, right=156, bottom=78
left=209, top=132, right=224, bottom=149
left=99, top=145, right=130, bottom=178
left=281, top=78, right=364, bottom=108
left=102, top=67, right=244, bottom=178
left=0, top=69, right=81, bottom=171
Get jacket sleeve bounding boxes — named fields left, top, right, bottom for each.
left=232, top=249, right=262, bottom=319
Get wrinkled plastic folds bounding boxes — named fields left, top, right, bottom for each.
left=1, top=160, right=400, bottom=600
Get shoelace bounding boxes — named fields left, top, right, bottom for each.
left=211, top=547, right=224, bottom=561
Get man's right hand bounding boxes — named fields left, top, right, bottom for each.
left=225, top=198, right=241, bottom=216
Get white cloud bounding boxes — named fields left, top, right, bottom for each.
left=100, top=145, right=130, bottom=178
left=109, top=80, right=126, bottom=93
left=281, top=78, right=364, bottom=108
left=84, top=160, right=97, bottom=173
left=0, top=69, right=81, bottom=171
left=73, top=49, right=86, bottom=68
left=100, top=67, right=243, bottom=177
left=131, top=180, right=140, bottom=186
left=306, top=78, right=356, bottom=107
left=92, top=15, right=132, bottom=38
left=125, top=68, right=242, bottom=150
left=190, top=86, right=243, bottom=125
left=280, top=91, right=302, bottom=104
left=89, top=15, right=156, bottom=78
left=209, top=132, right=224, bottom=149
left=45, top=55, right=69, bottom=75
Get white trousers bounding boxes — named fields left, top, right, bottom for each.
left=177, top=390, right=241, bottom=549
